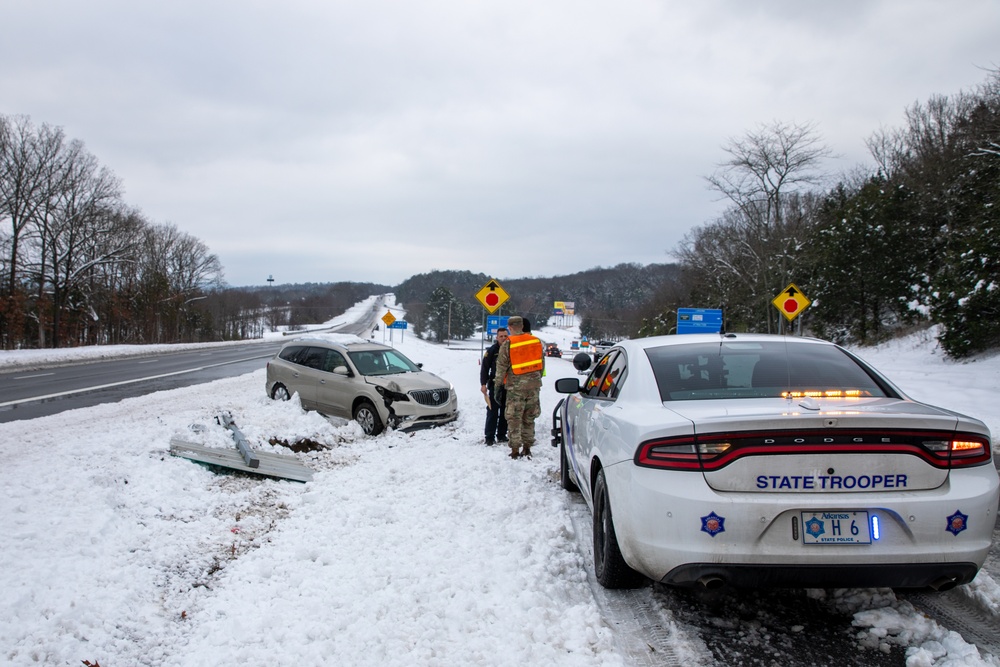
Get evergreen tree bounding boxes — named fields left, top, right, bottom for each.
left=804, top=176, right=922, bottom=344
left=424, top=286, right=476, bottom=342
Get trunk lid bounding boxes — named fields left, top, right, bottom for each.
left=666, top=396, right=962, bottom=493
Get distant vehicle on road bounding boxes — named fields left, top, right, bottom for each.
left=552, top=333, right=999, bottom=591
left=545, top=343, right=562, bottom=358
left=266, top=337, right=458, bottom=435
left=592, top=340, right=616, bottom=362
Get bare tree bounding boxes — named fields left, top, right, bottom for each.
left=0, top=117, right=70, bottom=346
left=134, top=222, right=223, bottom=342
left=28, top=142, right=128, bottom=346
left=707, top=120, right=831, bottom=229
left=865, top=125, right=908, bottom=179
left=1, top=114, right=236, bottom=347
left=697, top=121, right=831, bottom=331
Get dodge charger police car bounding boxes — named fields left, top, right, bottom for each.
left=551, top=333, right=999, bottom=590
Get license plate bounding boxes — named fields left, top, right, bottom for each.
left=800, top=511, right=871, bottom=545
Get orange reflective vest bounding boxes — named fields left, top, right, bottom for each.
left=508, top=333, right=544, bottom=375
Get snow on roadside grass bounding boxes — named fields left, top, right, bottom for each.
left=2, top=309, right=1000, bottom=666
left=0, top=317, right=624, bottom=666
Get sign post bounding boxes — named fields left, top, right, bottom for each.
left=676, top=308, right=723, bottom=334
left=476, top=279, right=511, bottom=358
left=389, top=319, right=407, bottom=342
left=771, top=283, right=811, bottom=334
left=381, top=310, right=397, bottom=345
left=475, top=279, right=509, bottom=314
left=486, top=315, right=510, bottom=337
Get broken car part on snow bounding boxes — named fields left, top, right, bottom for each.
left=169, top=411, right=313, bottom=482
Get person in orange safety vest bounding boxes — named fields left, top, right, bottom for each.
left=493, top=315, right=544, bottom=459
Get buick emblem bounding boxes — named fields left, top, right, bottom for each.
left=432, top=391, right=440, bottom=403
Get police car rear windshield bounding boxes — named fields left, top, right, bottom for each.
left=645, top=341, right=892, bottom=401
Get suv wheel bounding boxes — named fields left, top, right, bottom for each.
left=353, top=400, right=384, bottom=436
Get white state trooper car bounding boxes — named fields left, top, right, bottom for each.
left=552, top=333, right=1000, bottom=590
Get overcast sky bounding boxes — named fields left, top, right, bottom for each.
left=2, top=1, right=998, bottom=288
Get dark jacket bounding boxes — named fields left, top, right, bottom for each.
left=480, top=342, right=501, bottom=385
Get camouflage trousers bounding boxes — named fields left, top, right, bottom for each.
left=504, top=386, right=541, bottom=451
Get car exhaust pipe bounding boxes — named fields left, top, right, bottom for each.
left=697, top=575, right=726, bottom=590
left=929, top=575, right=959, bottom=592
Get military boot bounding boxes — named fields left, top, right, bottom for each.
left=521, top=446, right=532, bottom=460
left=509, top=447, right=520, bottom=459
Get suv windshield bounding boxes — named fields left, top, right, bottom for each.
left=645, top=341, right=892, bottom=401
left=348, top=348, right=421, bottom=376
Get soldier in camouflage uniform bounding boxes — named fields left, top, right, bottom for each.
left=493, top=315, right=543, bottom=459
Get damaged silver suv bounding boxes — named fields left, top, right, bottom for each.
left=265, top=336, right=458, bottom=435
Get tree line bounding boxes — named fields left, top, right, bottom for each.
left=393, top=265, right=680, bottom=343
left=648, top=68, right=1000, bottom=357
left=0, top=115, right=230, bottom=348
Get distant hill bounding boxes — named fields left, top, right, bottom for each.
left=239, top=262, right=681, bottom=339
left=395, top=264, right=677, bottom=308
left=393, top=263, right=681, bottom=339
left=247, top=281, right=391, bottom=328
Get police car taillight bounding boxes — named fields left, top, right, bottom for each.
left=949, top=438, right=990, bottom=464
left=636, top=437, right=702, bottom=470
left=698, top=441, right=732, bottom=455
left=635, top=437, right=732, bottom=470
left=921, top=435, right=991, bottom=467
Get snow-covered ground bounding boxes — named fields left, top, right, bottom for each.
left=2, top=299, right=999, bottom=666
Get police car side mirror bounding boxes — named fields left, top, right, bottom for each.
left=555, top=377, right=582, bottom=394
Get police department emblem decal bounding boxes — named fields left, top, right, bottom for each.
left=700, top=512, right=725, bottom=537
left=805, top=517, right=825, bottom=538
left=946, top=510, right=968, bottom=536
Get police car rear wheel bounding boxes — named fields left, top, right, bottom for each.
left=594, top=468, right=644, bottom=589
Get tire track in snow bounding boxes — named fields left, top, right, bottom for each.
left=564, top=495, right=702, bottom=666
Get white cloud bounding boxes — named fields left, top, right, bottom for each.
left=2, top=0, right=997, bottom=286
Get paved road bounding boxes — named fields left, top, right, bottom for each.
left=0, top=297, right=389, bottom=423
left=0, top=342, right=284, bottom=423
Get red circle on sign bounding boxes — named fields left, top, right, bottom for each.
left=783, top=299, right=798, bottom=313
left=485, top=293, right=499, bottom=307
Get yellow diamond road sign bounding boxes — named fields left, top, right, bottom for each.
left=381, top=311, right=396, bottom=327
left=772, top=283, right=811, bottom=322
left=475, top=279, right=510, bottom=314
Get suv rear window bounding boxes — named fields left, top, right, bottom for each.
left=645, top=341, right=892, bottom=401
